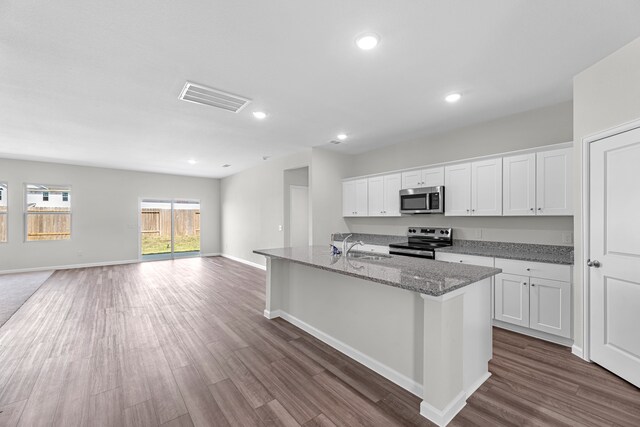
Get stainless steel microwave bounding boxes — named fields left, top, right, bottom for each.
left=399, top=186, right=444, bottom=214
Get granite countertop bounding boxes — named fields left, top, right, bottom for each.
left=253, top=246, right=501, bottom=297
left=435, top=240, right=574, bottom=265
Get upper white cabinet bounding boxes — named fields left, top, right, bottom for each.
left=503, top=148, right=573, bottom=216
left=445, top=159, right=502, bottom=216
left=342, top=179, right=368, bottom=217
left=503, top=153, right=536, bottom=216
left=343, top=143, right=572, bottom=218
left=536, top=148, right=573, bottom=216
left=444, top=163, right=471, bottom=215
left=401, top=167, right=444, bottom=189
left=472, top=158, right=503, bottom=216
left=368, top=174, right=401, bottom=217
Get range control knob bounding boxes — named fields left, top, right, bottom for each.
left=440, top=230, right=445, bottom=234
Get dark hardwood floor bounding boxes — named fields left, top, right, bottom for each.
left=0, top=257, right=638, bottom=426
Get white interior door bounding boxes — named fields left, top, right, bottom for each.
left=289, top=185, right=309, bottom=248
left=590, top=126, right=640, bottom=387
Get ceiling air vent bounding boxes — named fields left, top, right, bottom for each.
left=179, top=82, right=251, bottom=113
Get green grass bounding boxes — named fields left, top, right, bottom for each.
left=142, top=234, right=200, bottom=255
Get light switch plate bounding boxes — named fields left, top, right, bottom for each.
left=561, top=232, right=573, bottom=244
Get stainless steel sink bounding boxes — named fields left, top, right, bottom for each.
left=347, top=252, right=392, bottom=261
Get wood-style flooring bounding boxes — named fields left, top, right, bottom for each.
left=0, top=257, right=638, bottom=426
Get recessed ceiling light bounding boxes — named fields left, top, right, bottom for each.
left=222, top=164, right=231, bottom=168
left=445, top=93, right=462, bottom=103
left=187, top=159, right=197, bottom=165
left=355, top=33, right=380, bottom=50
left=252, top=111, right=267, bottom=119
left=337, top=133, right=348, bottom=140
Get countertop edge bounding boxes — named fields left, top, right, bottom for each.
left=253, top=249, right=502, bottom=297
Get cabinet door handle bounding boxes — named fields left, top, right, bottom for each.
left=530, top=208, right=534, bottom=211
left=526, top=268, right=531, bottom=271
left=538, top=208, right=542, bottom=211
left=523, top=282, right=527, bottom=286
left=531, top=283, right=536, bottom=287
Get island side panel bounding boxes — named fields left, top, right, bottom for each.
left=264, top=257, right=289, bottom=319
left=420, top=278, right=492, bottom=426
left=278, top=260, right=425, bottom=394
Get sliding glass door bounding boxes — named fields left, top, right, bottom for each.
left=140, top=199, right=200, bottom=260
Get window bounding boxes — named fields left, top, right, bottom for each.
left=26, top=184, right=71, bottom=241
left=0, top=183, right=7, bottom=243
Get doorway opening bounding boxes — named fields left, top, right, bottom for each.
left=284, top=167, right=310, bottom=248
left=140, top=199, right=200, bottom=260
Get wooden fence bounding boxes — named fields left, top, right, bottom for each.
left=26, top=207, right=71, bottom=241
left=0, top=214, right=6, bottom=242
left=141, top=209, right=200, bottom=237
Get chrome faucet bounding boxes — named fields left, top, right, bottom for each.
left=342, top=234, right=364, bottom=255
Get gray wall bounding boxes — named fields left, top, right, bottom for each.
left=310, top=147, right=354, bottom=246
left=221, top=150, right=311, bottom=266
left=347, top=101, right=574, bottom=245
left=0, top=158, right=221, bottom=272
left=572, top=36, right=640, bottom=351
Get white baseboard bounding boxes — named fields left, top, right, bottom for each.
left=571, top=344, right=585, bottom=360
left=466, top=371, right=491, bottom=398
left=420, top=391, right=466, bottom=427
left=0, top=259, right=140, bottom=275
left=200, top=253, right=222, bottom=257
left=267, top=309, right=423, bottom=397
left=221, top=254, right=267, bottom=270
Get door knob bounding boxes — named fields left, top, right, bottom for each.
left=587, top=259, right=601, bottom=268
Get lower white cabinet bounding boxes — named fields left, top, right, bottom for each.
left=437, top=253, right=572, bottom=340
left=494, top=258, right=572, bottom=339
left=529, top=277, right=571, bottom=338
left=494, top=273, right=530, bottom=328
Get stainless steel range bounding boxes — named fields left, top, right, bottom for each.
left=388, top=227, right=452, bottom=259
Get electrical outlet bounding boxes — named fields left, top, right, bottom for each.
left=475, top=229, right=482, bottom=239
left=562, top=232, right=573, bottom=244
left=77, top=250, right=83, bottom=257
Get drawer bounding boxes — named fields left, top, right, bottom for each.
left=495, top=258, right=570, bottom=282
left=435, top=252, right=494, bottom=267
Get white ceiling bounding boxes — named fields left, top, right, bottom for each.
left=1, top=1, right=640, bottom=178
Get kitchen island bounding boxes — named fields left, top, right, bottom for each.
left=254, top=246, right=501, bottom=426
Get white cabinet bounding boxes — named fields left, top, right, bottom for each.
left=503, top=153, right=536, bottom=216
left=503, top=148, right=572, bottom=216
left=536, top=148, right=573, bottom=216
left=434, top=252, right=494, bottom=267
left=445, top=159, right=501, bottom=216
left=529, top=277, right=571, bottom=338
left=444, top=163, right=471, bottom=215
left=494, top=273, right=530, bottom=328
left=342, top=179, right=368, bottom=217
left=494, top=258, right=571, bottom=339
left=471, top=158, right=502, bottom=216
left=401, top=167, right=444, bottom=189
left=368, top=174, right=401, bottom=216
